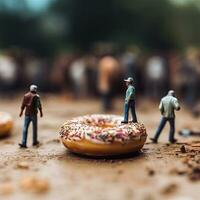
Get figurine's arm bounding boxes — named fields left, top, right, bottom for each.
left=19, top=97, right=25, bottom=117
left=37, top=97, right=43, bottom=117
left=126, top=87, right=134, bottom=103
left=173, top=99, right=180, bottom=111
left=159, top=100, right=164, bottom=115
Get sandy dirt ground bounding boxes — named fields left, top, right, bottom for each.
left=0, top=96, right=199, bottom=200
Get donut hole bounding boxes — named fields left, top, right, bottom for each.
left=84, top=120, right=115, bottom=130
left=96, top=123, right=114, bottom=129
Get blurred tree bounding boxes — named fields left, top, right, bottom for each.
left=172, top=3, right=200, bottom=47
left=50, top=0, right=181, bottom=51
left=0, top=0, right=53, bottom=56
left=49, top=0, right=120, bottom=50
left=0, top=0, right=200, bottom=55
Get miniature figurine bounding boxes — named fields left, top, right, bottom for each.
left=150, top=90, right=180, bottom=143
left=121, top=77, right=137, bottom=123
left=19, top=85, right=43, bottom=148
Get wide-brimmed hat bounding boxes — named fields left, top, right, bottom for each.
left=124, top=77, right=134, bottom=83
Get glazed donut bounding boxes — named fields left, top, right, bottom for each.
left=60, top=114, right=147, bottom=156
left=0, top=112, right=13, bottom=137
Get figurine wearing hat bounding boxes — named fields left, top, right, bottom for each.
left=19, top=85, right=43, bottom=148
left=150, top=90, right=180, bottom=143
left=121, top=77, right=137, bottom=123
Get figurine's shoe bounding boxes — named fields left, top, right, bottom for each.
left=169, top=139, right=177, bottom=144
left=121, top=121, right=128, bottom=124
left=19, top=143, right=27, bottom=148
left=131, top=121, right=137, bottom=123
left=150, top=138, right=158, bottom=143
left=33, top=141, right=40, bottom=146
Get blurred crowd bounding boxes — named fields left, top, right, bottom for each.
left=0, top=48, right=200, bottom=114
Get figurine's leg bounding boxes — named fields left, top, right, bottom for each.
left=153, top=117, right=167, bottom=141
left=32, top=115, right=38, bottom=145
left=130, top=101, right=137, bottom=123
left=22, top=116, right=31, bottom=146
left=123, top=103, right=129, bottom=122
left=169, top=118, right=176, bottom=142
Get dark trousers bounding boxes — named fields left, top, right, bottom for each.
left=154, top=117, right=175, bottom=142
left=123, top=100, right=137, bottom=122
left=21, top=115, right=38, bottom=145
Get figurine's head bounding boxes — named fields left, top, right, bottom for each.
left=30, top=85, right=37, bottom=93
left=168, top=90, right=175, bottom=97
left=124, top=77, right=134, bottom=86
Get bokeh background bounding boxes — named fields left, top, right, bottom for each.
left=0, top=1, right=200, bottom=199
left=0, top=0, right=200, bottom=114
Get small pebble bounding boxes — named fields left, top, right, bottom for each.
left=117, top=169, right=124, bottom=174
left=0, top=182, right=13, bottom=195
left=146, top=166, right=155, bottom=176
left=160, top=183, right=178, bottom=195
left=16, top=162, right=29, bottom=169
left=189, top=166, right=200, bottom=181
left=180, top=145, right=186, bottom=153
left=169, top=167, right=187, bottom=175
left=20, top=176, right=49, bottom=193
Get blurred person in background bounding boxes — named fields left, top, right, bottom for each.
left=180, top=48, right=200, bottom=108
left=0, top=52, right=17, bottom=94
left=69, top=56, right=87, bottom=98
left=50, top=54, right=72, bottom=93
left=98, top=55, right=120, bottom=111
left=25, top=55, right=49, bottom=91
left=168, top=53, right=182, bottom=95
left=85, top=55, right=98, bottom=96
left=13, top=49, right=27, bottom=90
left=121, top=50, right=139, bottom=89
left=144, top=55, right=168, bottom=100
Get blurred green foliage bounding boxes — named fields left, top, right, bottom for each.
left=0, top=0, right=200, bottom=56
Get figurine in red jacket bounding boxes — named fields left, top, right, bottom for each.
left=19, top=85, right=43, bottom=148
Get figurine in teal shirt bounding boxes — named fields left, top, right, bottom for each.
left=121, top=77, right=137, bottom=123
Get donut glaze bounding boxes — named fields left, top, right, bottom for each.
left=60, top=114, right=147, bottom=156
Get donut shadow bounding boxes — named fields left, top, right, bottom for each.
left=67, top=150, right=144, bottom=161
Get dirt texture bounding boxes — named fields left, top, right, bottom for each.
left=0, top=96, right=199, bottom=200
